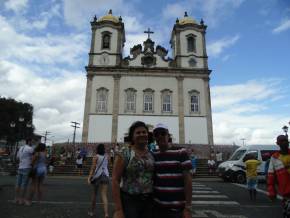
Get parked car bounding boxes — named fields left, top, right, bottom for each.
left=217, top=144, right=279, bottom=183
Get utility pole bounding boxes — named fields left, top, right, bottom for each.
left=44, top=131, right=51, bottom=144
left=240, top=138, right=246, bottom=146
left=71, top=121, right=80, bottom=148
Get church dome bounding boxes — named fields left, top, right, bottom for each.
left=99, top=9, right=119, bottom=23
left=179, top=12, right=197, bottom=25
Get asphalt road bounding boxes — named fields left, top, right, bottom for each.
left=0, top=176, right=283, bottom=218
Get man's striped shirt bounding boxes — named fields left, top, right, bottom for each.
left=153, top=147, right=192, bottom=209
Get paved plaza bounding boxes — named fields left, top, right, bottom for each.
left=0, top=175, right=283, bottom=218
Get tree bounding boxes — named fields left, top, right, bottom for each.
left=0, top=97, right=34, bottom=143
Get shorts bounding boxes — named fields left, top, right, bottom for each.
left=76, top=164, right=82, bottom=169
left=16, top=168, right=31, bottom=189
left=247, top=177, right=258, bottom=190
left=36, top=166, right=47, bottom=178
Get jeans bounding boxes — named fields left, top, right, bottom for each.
left=16, top=168, right=31, bottom=189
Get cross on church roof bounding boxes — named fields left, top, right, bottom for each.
left=144, top=28, right=154, bottom=39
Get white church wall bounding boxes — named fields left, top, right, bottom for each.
left=119, top=76, right=178, bottom=115
left=155, top=56, right=170, bottom=67
left=129, top=55, right=169, bottom=68
left=90, top=75, right=114, bottom=114
left=94, top=27, right=118, bottom=53
left=183, top=78, right=206, bottom=116
left=92, top=55, right=117, bottom=66
left=88, top=115, right=112, bottom=142
left=128, top=55, right=142, bottom=66
left=118, top=115, right=179, bottom=143
left=180, top=30, right=204, bottom=68
left=184, top=117, right=208, bottom=144
left=180, top=30, right=203, bottom=56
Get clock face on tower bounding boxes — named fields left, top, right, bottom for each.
left=99, top=53, right=109, bottom=65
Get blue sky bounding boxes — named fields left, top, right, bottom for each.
left=0, top=0, right=289, bottom=145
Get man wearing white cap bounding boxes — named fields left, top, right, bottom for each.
left=152, top=123, right=192, bottom=218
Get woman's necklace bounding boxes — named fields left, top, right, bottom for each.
left=134, top=147, right=148, bottom=158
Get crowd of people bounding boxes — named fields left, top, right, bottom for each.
left=12, top=121, right=290, bottom=218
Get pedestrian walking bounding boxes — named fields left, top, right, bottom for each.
left=152, top=123, right=192, bottom=218
left=267, top=135, right=290, bottom=218
left=112, top=121, right=154, bottom=218
left=207, top=158, right=216, bottom=175
left=14, top=138, right=34, bottom=205
left=191, top=151, right=197, bottom=177
left=76, top=155, right=83, bottom=176
left=243, top=153, right=261, bottom=200
left=87, top=143, right=109, bottom=218
left=27, top=143, right=47, bottom=205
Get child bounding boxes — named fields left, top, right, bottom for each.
left=244, top=153, right=261, bottom=200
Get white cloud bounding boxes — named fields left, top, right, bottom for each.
left=162, top=0, right=245, bottom=27
left=272, top=19, right=290, bottom=33
left=4, top=0, right=28, bottom=13
left=62, top=0, right=133, bottom=29
left=0, top=15, right=88, bottom=66
left=162, top=3, right=188, bottom=21
left=0, top=60, right=86, bottom=142
left=207, top=35, right=240, bottom=57
left=211, top=79, right=288, bottom=145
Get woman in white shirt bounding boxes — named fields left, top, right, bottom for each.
left=87, top=144, right=109, bottom=218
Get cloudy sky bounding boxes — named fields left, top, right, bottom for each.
left=0, top=0, right=289, bottom=145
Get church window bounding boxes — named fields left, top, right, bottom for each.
left=125, top=88, right=137, bottom=112
left=102, top=32, right=111, bottom=49
left=143, top=89, right=154, bottom=112
left=96, top=87, right=108, bottom=112
left=187, top=34, right=196, bottom=53
left=161, top=89, right=172, bottom=113
left=189, top=90, right=199, bottom=113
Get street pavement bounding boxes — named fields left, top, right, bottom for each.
left=0, top=176, right=283, bottom=218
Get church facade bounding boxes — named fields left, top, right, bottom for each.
left=82, top=10, right=214, bottom=145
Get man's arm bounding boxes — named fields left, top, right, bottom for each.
left=183, top=171, right=192, bottom=218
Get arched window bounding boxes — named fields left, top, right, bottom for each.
left=96, top=87, right=108, bottom=112
left=102, top=32, right=111, bottom=49
left=125, top=88, right=137, bottom=112
left=189, top=90, right=199, bottom=113
left=187, top=34, right=196, bottom=53
left=143, top=88, right=154, bottom=112
left=161, top=89, right=172, bottom=113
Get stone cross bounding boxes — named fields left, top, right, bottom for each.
left=144, top=28, right=154, bottom=39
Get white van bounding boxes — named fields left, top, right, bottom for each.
left=217, top=144, right=279, bottom=183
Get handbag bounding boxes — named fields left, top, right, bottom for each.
left=90, top=156, right=105, bottom=184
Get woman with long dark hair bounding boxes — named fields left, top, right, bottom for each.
left=27, top=143, right=47, bottom=205
left=112, top=121, right=154, bottom=218
left=87, top=143, right=109, bottom=218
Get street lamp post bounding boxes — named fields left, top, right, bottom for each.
left=9, top=117, right=32, bottom=161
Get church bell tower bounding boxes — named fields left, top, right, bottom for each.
left=170, top=12, right=208, bottom=69
left=88, top=10, right=125, bottom=67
